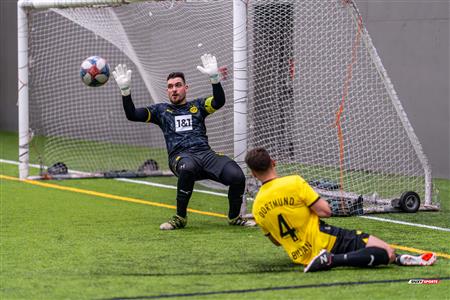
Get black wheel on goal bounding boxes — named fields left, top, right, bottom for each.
left=399, top=191, right=420, bottom=213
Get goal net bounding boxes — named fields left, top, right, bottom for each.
left=18, top=0, right=438, bottom=214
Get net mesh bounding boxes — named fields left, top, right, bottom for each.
left=29, top=1, right=234, bottom=175
left=26, top=0, right=434, bottom=213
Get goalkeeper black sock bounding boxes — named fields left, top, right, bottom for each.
left=227, top=183, right=245, bottom=219
left=176, top=168, right=196, bottom=219
left=332, top=247, right=390, bottom=268
left=218, top=162, right=246, bottom=219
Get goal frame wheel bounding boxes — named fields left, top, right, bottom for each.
left=399, top=191, right=421, bottom=213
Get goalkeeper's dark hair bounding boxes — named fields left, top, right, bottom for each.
left=167, top=72, right=186, bottom=83
left=245, top=147, right=272, bottom=172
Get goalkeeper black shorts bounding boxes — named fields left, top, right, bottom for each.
left=169, top=149, right=233, bottom=181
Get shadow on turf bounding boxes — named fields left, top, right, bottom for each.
left=116, top=264, right=440, bottom=279
left=121, top=262, right=299, bottom=277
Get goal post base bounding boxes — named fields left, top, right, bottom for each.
left=244, top=181, right=440, bottom=218
left=27, top=170, right=174, bottom=180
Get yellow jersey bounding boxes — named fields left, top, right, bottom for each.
left=252, top=175, right=336, bottom=265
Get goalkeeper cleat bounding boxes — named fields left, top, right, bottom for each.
left=159, top=215, right=187, bottom=230
left=396, top=252, right=437, bottom=266
left=304, top=249, right=333, bottom=273
left=228, top=216, right=257, bottom=227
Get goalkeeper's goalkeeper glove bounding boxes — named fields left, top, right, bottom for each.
left=196, top=53, right=220, bottom=84
left=112, top=64, right=132, bottom=96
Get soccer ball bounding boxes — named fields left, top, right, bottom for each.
left=80, top=56, right=110, bottom=87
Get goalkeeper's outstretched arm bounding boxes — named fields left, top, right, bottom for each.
left=197, top=53, right=225, bottom=110
left=122, top=95, right=149, bottom=122
left=113, top=64, right=149, bottom=122
left=211, top=82, right=225, bottom=110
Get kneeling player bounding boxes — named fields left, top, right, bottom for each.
left=113, top=54, right=255, bottom=230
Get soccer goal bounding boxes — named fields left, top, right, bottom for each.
left=17, top=0, right=439, bottom=214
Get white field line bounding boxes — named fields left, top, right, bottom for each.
left=116, top=177, right=228, bottom=197
left=359, top=215, right=450, bottom=232
left=2, top=158, right=449, bottom=232
left=1, top=159, right=42, bottom=169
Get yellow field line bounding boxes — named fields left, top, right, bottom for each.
left=0, top=174, right=226, bottom=218
left=390, top=244, right=450, bottom=259
left=1, top=174, right=449, bottom=259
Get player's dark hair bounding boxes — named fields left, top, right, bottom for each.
left=167, top=72, right=186, bottom=83
left=245, top=147, right=272, bottom=172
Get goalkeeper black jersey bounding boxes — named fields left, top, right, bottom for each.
left=122, top=83, right=225, bottom=160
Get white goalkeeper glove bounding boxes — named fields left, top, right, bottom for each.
left=196, top=53, right=220, bottom=84
left=112, top=64, right=132, bottom=96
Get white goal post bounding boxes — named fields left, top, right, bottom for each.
left=17, top=0, right=438, bottom=214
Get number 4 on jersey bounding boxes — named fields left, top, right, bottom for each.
left=278, top=214, right=299, bottom=242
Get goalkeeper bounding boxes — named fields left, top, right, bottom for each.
left=113, top=54, right=255, bottom=230
left=245, top=147, right=437, bottom=272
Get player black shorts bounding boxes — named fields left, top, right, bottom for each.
left=319, top=221, right=370, bottom=254
left=169, top=149, right=233, bottom=181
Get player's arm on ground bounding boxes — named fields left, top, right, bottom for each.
left=257, top=222, right=281, bottom=246
left=266, top=233, right=281, bottom=246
